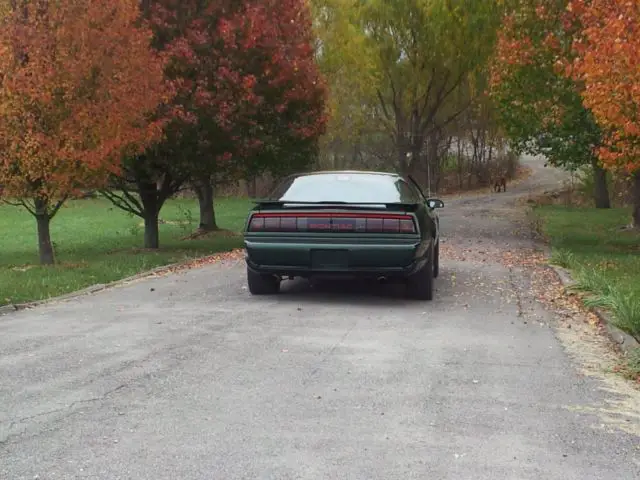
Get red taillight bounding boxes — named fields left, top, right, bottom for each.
left=248, top=213, right=417, bottom=233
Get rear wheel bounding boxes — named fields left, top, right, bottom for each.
left=406, top=243, right=434, bottom=301
left=433, top=241, right=440, bottom=279
left=247, top=268, right=280, bottom=295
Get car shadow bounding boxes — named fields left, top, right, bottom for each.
left=272, top=277, right=434, bottom=307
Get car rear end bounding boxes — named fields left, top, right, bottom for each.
left=244, top=204, right=428, bottom=279
left=243, top=171, right=437, bottom=285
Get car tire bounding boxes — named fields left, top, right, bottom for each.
left=247, top=268, right=280, bottom=295
left=433, top=241, right=440, bottom=279
left=406, top=243, right=434, bottom=301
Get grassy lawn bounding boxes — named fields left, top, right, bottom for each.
left=535, top=205, right=640, bottom=343
left=0, top=196, right=253, bottom=305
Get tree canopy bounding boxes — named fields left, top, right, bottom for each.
left=103, top=0, right=328, bottom=248
left=313, top=0, right=503, bottom=180
left=0, top=0, right=170, bottom=263
left=489, top=0, right=640, bottom=222
left=567, top=0, right=640, bottom=174
left=489, top=0, right=602, bottom=172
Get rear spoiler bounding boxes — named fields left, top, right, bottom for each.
left=251, top=200, right=420, bottom=212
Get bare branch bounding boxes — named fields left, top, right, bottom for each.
left=49, top=196, right=68, bottom=219
left=119, top=187, right=144, bottom=212
left=417, top=66, right=437, bottom=118
left=1, top=198, right=23, bottom=207
left=19, top=198, right=37, bottom=216
left=432, top=100, right=473, bottom=133
left=376, top=89, right=393, bottom=122
left=420, top=69, right=468, bottom=133
left=100, top=189, right=143, bottom=217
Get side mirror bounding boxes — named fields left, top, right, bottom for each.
left=427, top=198, right=444, bottom=209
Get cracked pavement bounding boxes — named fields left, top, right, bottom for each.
left=1, top=156, right=640, bottom=479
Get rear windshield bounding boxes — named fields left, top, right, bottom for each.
left=267, top=173, right=422, bottom=204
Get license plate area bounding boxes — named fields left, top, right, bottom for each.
left=311, top=249, right=349, bottom=269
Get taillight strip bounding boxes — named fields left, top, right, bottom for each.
left=247, top=212, right=418, bottom=233
left=252, top=212, right=411, bottom=219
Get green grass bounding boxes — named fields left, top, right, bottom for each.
left=0, top=196, right=253, bottom=305
left=536, top=205, right=640, bottom=342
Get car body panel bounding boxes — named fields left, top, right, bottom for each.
left=245, top=231, right=431, bottom=278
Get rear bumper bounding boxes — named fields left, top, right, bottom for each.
left=246, top=260, right=420, bottom=279
left=244, top=234, right=430, bottom=279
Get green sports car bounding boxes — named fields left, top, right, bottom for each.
left=242, top=170, right=444, bottom=300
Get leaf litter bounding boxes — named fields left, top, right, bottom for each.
left=120, top=248, right=245, bottom=285
left=531, top=262, right=640, bottom=436
left=442, top=229, right=640, bottom=436
left=156, top=249, right=244, bottom=275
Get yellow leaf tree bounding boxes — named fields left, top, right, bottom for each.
left=312, top=0, right=503, bottom=185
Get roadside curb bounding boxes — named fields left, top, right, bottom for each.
left=0, top=254, right=235, bottom=317
left=548, top=262, right=639, bottom=355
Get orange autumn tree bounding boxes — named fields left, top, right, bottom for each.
left=568, top=0, right=640, bottom=227
left=489, top=0, right=612, bottom=209
left=0, top=0, right=171, bottom=264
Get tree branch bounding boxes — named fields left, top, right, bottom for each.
left=100, top=188, right=144, bottom=217
left=49, top=196, right=68, bottom=219
left=420, top=69, right=468, bottom=133
left=18, top=198, right=36, bottom=216
left=1, top=198, right=23, bottom=207
left=417, top=66, right=437, bottom=118
left=119, top=184, right=145, bottom=212
left=376, top=89, right=393, bottom=122
left=431, top=100, right=473, bottom=133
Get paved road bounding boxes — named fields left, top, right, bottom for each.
left=1, top=157, right=639, bottom=479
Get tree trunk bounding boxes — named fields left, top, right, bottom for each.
left=632, top=171, right=640, bottom=229
left=139, top=182, right=160, bottom=249
left=591, top=158, right=611, bottom=209
left=195, top=178, right=218, bottom=231
left=34, top=208, right=55, bottom=265
left=397, top=147, right=410, bottom=177
left=143, top=210, right=160, bottom=249
left=456, top=138, right=464, bottom=189
left=246, top=177, right=257, bottom=198
left=407, top=145, right=421, bottom=179
left=425, top=131, right=440, bottom=195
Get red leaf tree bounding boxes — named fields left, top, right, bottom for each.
left=102, top=0, right=263, bottom=246
left=105, top=0, right=327, bottom=245
left=219, top=0, right=328, bottom=193
left=0, top=0, right=170, bottom=264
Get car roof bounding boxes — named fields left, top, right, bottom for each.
left=288, top=170, right=402, bottom=179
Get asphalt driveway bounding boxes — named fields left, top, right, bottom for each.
left=1, top=156, right=639, bottom=479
